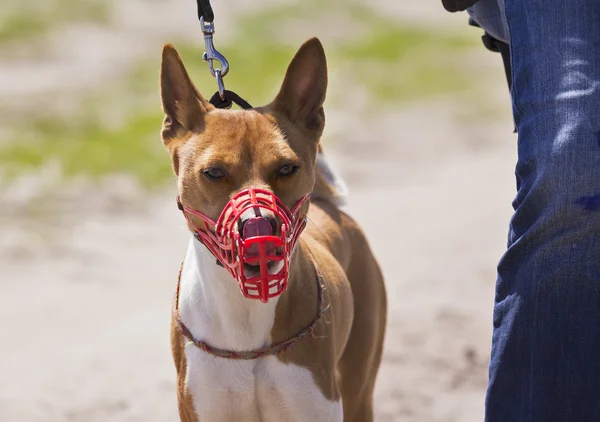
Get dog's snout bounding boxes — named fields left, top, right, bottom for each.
left=238, top=216, right=277, bottom=240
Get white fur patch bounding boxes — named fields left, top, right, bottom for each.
left=178, top=239, right=342, bottom=422
left=315, top=152, right=348, bottom=206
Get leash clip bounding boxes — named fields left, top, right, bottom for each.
left=200, top=16, right=229, bottom=100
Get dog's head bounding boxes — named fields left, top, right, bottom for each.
left=160, top=38, right=327, bottom=289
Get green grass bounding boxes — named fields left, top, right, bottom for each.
left=0, top=0, right=479, bottom=187
left=0, top=0, right=110, bottom=43
left=1, top=112, right=172, bottom=185
left=338, top=23, right=476, bottom=101
left=225, top=0, right=478, bottom=102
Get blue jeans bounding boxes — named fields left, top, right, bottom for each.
left=469, top=0, right=600, bottom=421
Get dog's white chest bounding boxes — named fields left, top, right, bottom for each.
left=178, top=240, right=341, bottom=422
left=184, top=349, right=342, bottom=422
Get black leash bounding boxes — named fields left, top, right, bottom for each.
left=195, top=0, right=214, bottom=23
left=195, top=0, right=252, bottom=110
left=209, top=90, right=253, bottom=110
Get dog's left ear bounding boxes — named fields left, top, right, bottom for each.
left=272, top=38, right=327, bottom=131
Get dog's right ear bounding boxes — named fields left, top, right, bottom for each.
left=272, top=38, right=327, bottom=132
left=160, top=44, right=213, bottom=146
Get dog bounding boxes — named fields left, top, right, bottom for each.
left=160, top=37, right=387, bottom=422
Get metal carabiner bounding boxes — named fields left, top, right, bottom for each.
left=214, top=69, right=226, bottom=103
left=200, top=16, right=229, bottom=99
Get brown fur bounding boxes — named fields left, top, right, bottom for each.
left=162, top=38, right=387, bottom=422
left=171, top=319, right=200, bottom=422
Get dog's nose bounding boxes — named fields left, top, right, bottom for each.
left=238, top=216, right=277, bottom=240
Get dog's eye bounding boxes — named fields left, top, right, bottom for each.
left=278, top=165, right=298, bottom=177
left=203, top=168, right=225, bottom=180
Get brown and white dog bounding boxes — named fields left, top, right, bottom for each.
left=160, top=37, right=387, bottom=422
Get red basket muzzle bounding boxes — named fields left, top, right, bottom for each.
left=178, top=188, right=309, bottom=303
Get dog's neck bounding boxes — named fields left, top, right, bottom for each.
left=178, top=237, right=315, bottom=352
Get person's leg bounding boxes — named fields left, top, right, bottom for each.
left=485, top=0, right=600, bottom=420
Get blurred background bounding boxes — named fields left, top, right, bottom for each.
left=0, top=0, right=517, bottom=421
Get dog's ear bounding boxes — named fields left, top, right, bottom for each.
left=272, top=38, right=327, bottom=131
left=160, top=44, right=213, bottom=146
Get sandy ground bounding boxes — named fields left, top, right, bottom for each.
left=0, top=2, right=519, bottom=421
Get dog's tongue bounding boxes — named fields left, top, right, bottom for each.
left=242, top=218, right=275, bottom=258
left=243, top=217, right=273, bottom=239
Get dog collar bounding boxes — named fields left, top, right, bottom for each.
left=173, top=262, right=327, bottom=359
